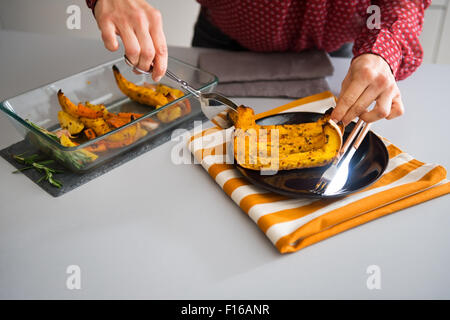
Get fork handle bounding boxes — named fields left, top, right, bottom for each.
left=340, top=118, right=364, bottom=156
left=353, top=122, right=372, bottom=149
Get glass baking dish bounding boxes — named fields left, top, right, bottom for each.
left=0, top=56, right=218, bottom=172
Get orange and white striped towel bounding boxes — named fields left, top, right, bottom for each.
left=188, top=91, right=450, bottom=254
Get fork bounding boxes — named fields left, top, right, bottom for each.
left=124, top=55, right=238, bottom=129
left=311, top=118, right=372, bottom=195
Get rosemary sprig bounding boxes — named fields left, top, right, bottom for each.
left=12, top=153, right=64, bottom=188
left=26, top=120, right=60, bottom=142
left=26, top=120, right=96, bottom=170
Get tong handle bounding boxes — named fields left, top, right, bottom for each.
left=164, top=69, right=201, bottom=98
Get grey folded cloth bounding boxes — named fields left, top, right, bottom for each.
left=198, top=49, right=334, bottom=98
left=216, top=78, right=330, bottom=99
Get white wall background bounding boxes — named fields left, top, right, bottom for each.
left=420, top=0, right=450, bottom=63
left=0, top=0, right=200, bottom=47
left=0, top=0, right=448, bottom=63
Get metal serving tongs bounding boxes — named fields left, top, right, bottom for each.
left=312, top=118, right=372, bottom=196
left=124, top=56, right=238, bottom=129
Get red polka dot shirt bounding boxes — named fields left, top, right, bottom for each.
left=87, top=0, right=431, bottom=81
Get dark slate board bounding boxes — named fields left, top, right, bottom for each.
left=0, top=113, right=207, bottom=197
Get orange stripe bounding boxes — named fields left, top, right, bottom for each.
left=194, top=142, right=228, bottom=161
left=223, top=178, right=251, bottom=196
left=189, top=127, right=221, bottom=143
left=208, top=163, right=234, bottom=179
left=369, top=159, right=423, bottom=189
left=277, top=181, right=450, bottom=253
left=211, top=119, right=221, bottom=128
left=276, top=166, right=447, bottom=251
left=256, top=91, right=334, bottom=119
left=257, top=160, right=424, bottom=233
left=257, top=199, right=332, bottom=233
left=240, top=193, right=290, bottom=214
left=387, top=144, right=403, bottom=158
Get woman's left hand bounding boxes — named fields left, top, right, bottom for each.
left=331, top=53, right=404, bottom=125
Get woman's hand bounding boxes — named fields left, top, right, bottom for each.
left=94, top=0, right=167, bottom=82
left=331, top=53, right=404, bottom=125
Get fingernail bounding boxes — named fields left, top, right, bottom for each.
left=154, top=76, right=162, bottom=82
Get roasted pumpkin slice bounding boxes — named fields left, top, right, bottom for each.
left=79, top=117, right=111, bottom=136
left=112, top=65, right=168, bottom=107
left=157, top=105, right=183, bottom=123
left=85, top=101, right=110, bottom=118
left=84, top=141, right=108, bottom=153
left=106, top=114, right=130, bottom=129
left=57, top=110, right=84, bottom=135
left=155, top=87, right=190, bottom=123
left=155, top=83, right=185, bottom=99
left=116, top=112, right=144, bottom=121
left=104, top=123, right=142, bottom=149
left=233, top=106, right=343, bottom=171
left=59, top=134, right=78, bottom=148
left=57, top=90, right=103, bottom=119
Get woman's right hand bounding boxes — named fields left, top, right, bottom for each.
left=94, top=0, right=168, bottom=82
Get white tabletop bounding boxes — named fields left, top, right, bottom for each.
left=0, top=30, right=449, bottom=299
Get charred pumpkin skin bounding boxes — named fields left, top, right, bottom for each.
left=112, top=65, right=168, bottom=107
left=233, top=106, right=343, bottom=171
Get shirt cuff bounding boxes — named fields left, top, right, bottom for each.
left=86, top=0, right=98, bottom=15
left=352, top=29, right=402, bottom=79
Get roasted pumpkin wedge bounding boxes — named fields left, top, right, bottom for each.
left=155, top=92, right=191, bottom=123
left=85, top=101, right=110, bottom=118
left=157, top=105, right=182, bottom=123
left=112, top=65, right=169, bottom=107
left=106, top=114, right=131, bottom=129
left=57, top=110, right=84, bottom=135
left=104, top=123, right=147, bottom=148
left=57, top=90, right=104, bottom=119
left=233, top=106, right=343, bottom=171
left=79, top=117, right=111, bottom=136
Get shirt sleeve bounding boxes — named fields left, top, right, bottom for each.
left=352, top=0, right=431, bottom=80
left=86, top=0, right=98, bottom=15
